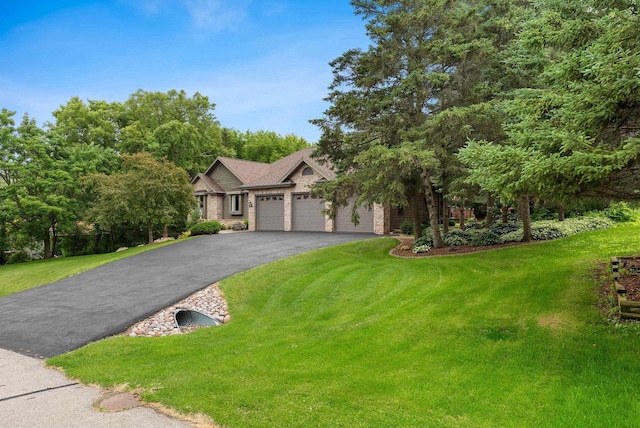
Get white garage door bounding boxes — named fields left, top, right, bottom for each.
left=335, top=199, right=374, bottom=233
left=292, top=194, right=326, bottom=232
left=256, top=195, right=284, bottom=231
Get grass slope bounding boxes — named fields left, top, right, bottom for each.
left=50, top=224, right=640, bottom=427
left=0, top=239, right=185, bottom=297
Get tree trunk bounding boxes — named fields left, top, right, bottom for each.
left=558, top=204, right=565, bottom=222
left=485, top=193, right=495, bottom=228
left=459, top=199, right=466, bottom=230
left=501, top=205, right=508, bottom=223
left=163, top=225, right=169, bottom=239
left=51, top=221, right=58, bottom=257
left=410, top=192, right=423, bottom=239
left=93, top=231, right=102, bottom=254
left=148, top=220, right=154, bottom=245
left=43, top=228, right=52, bottom=259
left=109, top=225, right=116, bottom=252
left=520, top=195, right=532, bottom=242
left=0, top=222, right=6, bottom=265
left=422, top=168, right=444, bottom=248
left=443, top=198, right=449, bottom=234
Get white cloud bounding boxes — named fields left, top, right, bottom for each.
left=181, top=0, right=250, bottom=32
left=122, top=0, right=250, bottom=33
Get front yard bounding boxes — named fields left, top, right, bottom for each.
left=49, top=222, right=640, bottom=427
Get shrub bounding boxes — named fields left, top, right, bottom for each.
left=7, top=251, right=29, bottom=264
left=231, top=221, right=247, bottom=231
left=186, top=209, right=202, bottom=231
left=531, top=221, right=567, bottom=240
left=400, top=220, right=414, bottom=235
left=413, top=244, right=431, bottom=254
left=449, top=219, right=456, bottom=226
left=490, top=222, right=521, bottom=235
left=604, top=202, right=635, bottom=222
left=565, top=216, right=613, bottom=231
left=60, top=229, right=93, bottom=257
left=531, top=206, right=556, bottom=221
left=190, top=221, right=222, bottom=235
left=463, top=219, right=484, bottom=230
left=443, top=229, right=472, bottom=246
left=414, top=234, right=434, bottom=248
left=470, top=230, right=502, bottom=246
left=527, top=216, right=614, bottom=241
left=501, top=230, right=524, bottom=243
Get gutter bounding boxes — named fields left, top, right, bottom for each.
left=240, top=181, right=296, bottom=190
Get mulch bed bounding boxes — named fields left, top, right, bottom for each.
left=617, top=257, right=640, bottom=301
left=389, top=235, right=529, bottom=258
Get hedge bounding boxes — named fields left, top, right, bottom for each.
left=190, top=221, right=222, bottom=235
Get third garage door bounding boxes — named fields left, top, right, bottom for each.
left=335, top=199, right=374, bottom=233
left=256, top=195, right=284, bottom=231
left=292, top=194, right=326, bottom=232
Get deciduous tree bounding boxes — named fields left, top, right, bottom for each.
left=85, top=153, right=195, bottom=244
left=0, top=109, right=77, bottom=258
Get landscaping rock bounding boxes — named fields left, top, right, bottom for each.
left=123, top=283, right=229, bottom=337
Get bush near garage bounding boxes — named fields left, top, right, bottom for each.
left=190, top=221, right=222, bottom=235
left=231, top=222, right=247, bottom=231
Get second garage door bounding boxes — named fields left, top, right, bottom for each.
left=292, top=194, right=326, bottom=231
left=256, top=195, right=284, bottom=231
left=335, top=199, right=374, bottom=233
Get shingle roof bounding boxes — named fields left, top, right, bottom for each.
left=243, top=147, right=336, bottom=187
left=216, top=157, right=272, bottom=184
left=191, top=173, right=225, bottom=193
left=198, top=147, right=336, bottom=190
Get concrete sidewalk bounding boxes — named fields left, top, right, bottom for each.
left=0, top=348, right=196, bottom=428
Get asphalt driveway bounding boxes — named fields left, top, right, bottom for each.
left=0, top=232, right=374, bottom=358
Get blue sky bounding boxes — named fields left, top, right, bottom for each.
left=0, top=1, right=369, bottom=143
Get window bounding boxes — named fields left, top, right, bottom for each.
left=197, top=195, right=206, bottom=218
left=230, top=194, right=242, bottom=215
left=302, top=167, right=314, bottom=176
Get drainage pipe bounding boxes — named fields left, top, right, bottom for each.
left=174, top=309, right=221, bottom=329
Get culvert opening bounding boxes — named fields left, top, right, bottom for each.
left=174, top=308, right=221, bottom=329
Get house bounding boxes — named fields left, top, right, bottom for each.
left=191, top=148, right=390, bottom=234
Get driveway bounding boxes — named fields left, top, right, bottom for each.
left=0, top=232, right=374, bottom=358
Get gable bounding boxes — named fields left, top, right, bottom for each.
left=210, top=163, right=243, bottom=192
left=286, top=162, right=322, bottom=183
left=191, top=173, right=225, bottom=193
left=193, top=177, right=210, bottom=193
left=194, top=148, right=337, bottom=192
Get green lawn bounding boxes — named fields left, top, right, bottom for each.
left=0, top=239, right=187, bottom=297
left=49, top=223, right=640, bottom=427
